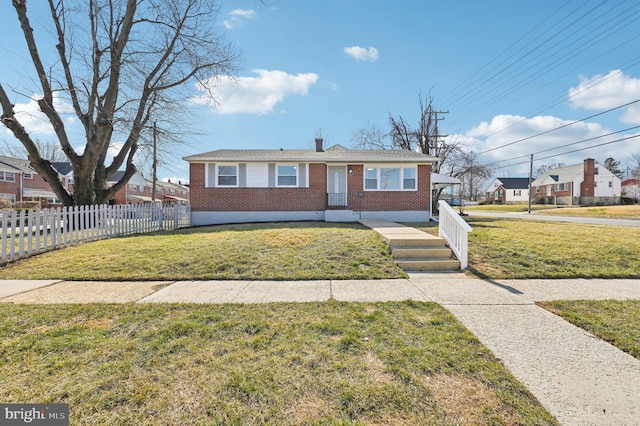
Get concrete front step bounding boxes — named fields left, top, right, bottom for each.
left=396, top=259, right=460, bottom=271
left=384, top=236, right=447, bottom=248
left=393, top=247, right=454, bottom=259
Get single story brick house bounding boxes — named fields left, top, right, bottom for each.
left=486, top=177, right=530, bottom=204
left=184, top=138, right=439, bottom=225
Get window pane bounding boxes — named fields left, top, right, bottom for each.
left=278, top=165, right=297, bottom=176
left=218, top=175, right=237, bottom=186
left=365, top=179, right=377, bottom=190
left=403, top=178, right=416, bottom=189
left=380, top=168, right=400, bottom=189
left=278, top=176, right=296, bottom=186
left=403, top=168, right=416, bottom=189
left=218, top=165, right=236, bottom=176
left=365, top=168, right=377, bottom=179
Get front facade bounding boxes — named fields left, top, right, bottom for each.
left=531, top=159, right=622, bottom=205
left=486, top=177, right=530, bottom=204
left=0, top=156, right=63, bottom=207
left=184, top=139, right=438, bottom=225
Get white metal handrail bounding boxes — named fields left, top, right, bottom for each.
left=437, top=200, right=473, bottom=269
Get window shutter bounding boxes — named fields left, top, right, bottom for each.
left=239, top=163, right=247, bottom=187
left=298, top=163, right=307, bottom=187
left=268, top=163, right=276, bottom=187
left=206, top=163, right=216, bottom=187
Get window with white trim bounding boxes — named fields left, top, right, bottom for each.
left=217, top=164, right=237, bottom=186
left=24, top=173, right=33, bottom=179
left=514, top=190, right=521, bottom=196
left=403, top=168, right=416, bottom=189
left=364, top=166, right=417, bottom=191
left=0, top=171, right=15, bottom=182
left=609, top=181, right=612, bottom=188
left=556, top=183, right=567, bottom=191
left=277, top=165, right=297, bottom=186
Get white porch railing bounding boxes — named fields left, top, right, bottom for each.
left=437, top=200, right=473, bottom=269
left=1, top=203, right=190, bottom=265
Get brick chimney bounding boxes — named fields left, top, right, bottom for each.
left=315, top=137, right=324, bottom=152
left=581, top=158, right=595, bottom=197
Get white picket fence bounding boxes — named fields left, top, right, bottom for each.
left=1, top=204, right=190, bottom=265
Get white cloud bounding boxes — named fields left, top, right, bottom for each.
left=11, top=93, right=74, bottom=135
left=192, top=69, right=319, bottom=115
left=569, top=70, right=640, bottom=123
left=462, top=114, right=623, bottom=174
left=344, top=46, right=379, bottom=62
left=223, top=9, right=256, bottom=29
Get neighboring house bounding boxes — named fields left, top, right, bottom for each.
left=184, top=138, right=438, bottom=225
left=485, top=177, right=530, bottom=204
left=622, top=178, right=640, bottom=202
left=108, top=171, right=153, bottom=204
left=51, top=162, right=75, bottom=193
left=531, top=158, right=622, bottom=205
left=157, top=179, right=190, bottom=205
left=0, top=155, right=62, bottom=207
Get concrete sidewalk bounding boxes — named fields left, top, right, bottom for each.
left=1, top=275, right=640, bottom=425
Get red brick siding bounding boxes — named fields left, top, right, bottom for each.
left=190, top=162, right=431, bottom=212
left=345, top=164, right=430, bottom=211
left=190, top=163, right=327, bottom=211
left=581, top=158, right=595, bottom=197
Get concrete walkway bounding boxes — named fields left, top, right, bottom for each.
left=1, top=276, right=640, bottom=425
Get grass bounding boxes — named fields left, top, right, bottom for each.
left=532, top=204, right=640, bottom=219
left=416, top=218, right=640, bottom=279
left=539, top=300, right=640, bottom=360
left=0, top=302, right=557, bottom=425
left=0, top=222, right=406, bottom=281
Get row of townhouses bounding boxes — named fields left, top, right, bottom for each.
left=0, top=155, right=189, bottom=208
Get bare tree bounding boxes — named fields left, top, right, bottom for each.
left=1, top=138, right=66, bottom=162
left=440, top=150, right=493, bottom=201
left=629, top=153, right=640, bottom=179
left=0, top=0, right=239, bottom=205
left=388, top=94, right=459, bottom=174
left=351, top=121, right=389, bottom=150
left=535, top=161, right=566, bottom=177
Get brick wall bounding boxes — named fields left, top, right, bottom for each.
left=190, top=163, right=327, bottom=211
left=345, top=164, right=430, bottom=211
left=190, top=162, right=431, bottom=212
left=581, top=158, right=595, bottom=197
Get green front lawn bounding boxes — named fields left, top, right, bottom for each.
left=417, top=218, right=640, bottom=279
left=0, top=302, right=557, bottom=425
left=0, top=222, right=406, bottom=281
left=539, top=300, right=640, bottom=360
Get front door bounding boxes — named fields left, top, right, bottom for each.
left=327, top=166, right=347, bottom=207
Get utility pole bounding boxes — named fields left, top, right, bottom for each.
left=152, top=121, right=158, bottom=202
left=432, top=110, right=449, bottom=174
left=528, top=154, right=533, bottom=214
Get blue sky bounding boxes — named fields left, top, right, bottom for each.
left=1, top=0, right=639, bottom=183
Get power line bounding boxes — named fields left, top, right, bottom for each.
left=477, top=98, right=640, bottom=155
left=486, top=124, right=640, bottom=167
left=493, top=133, right=640, bottom=170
